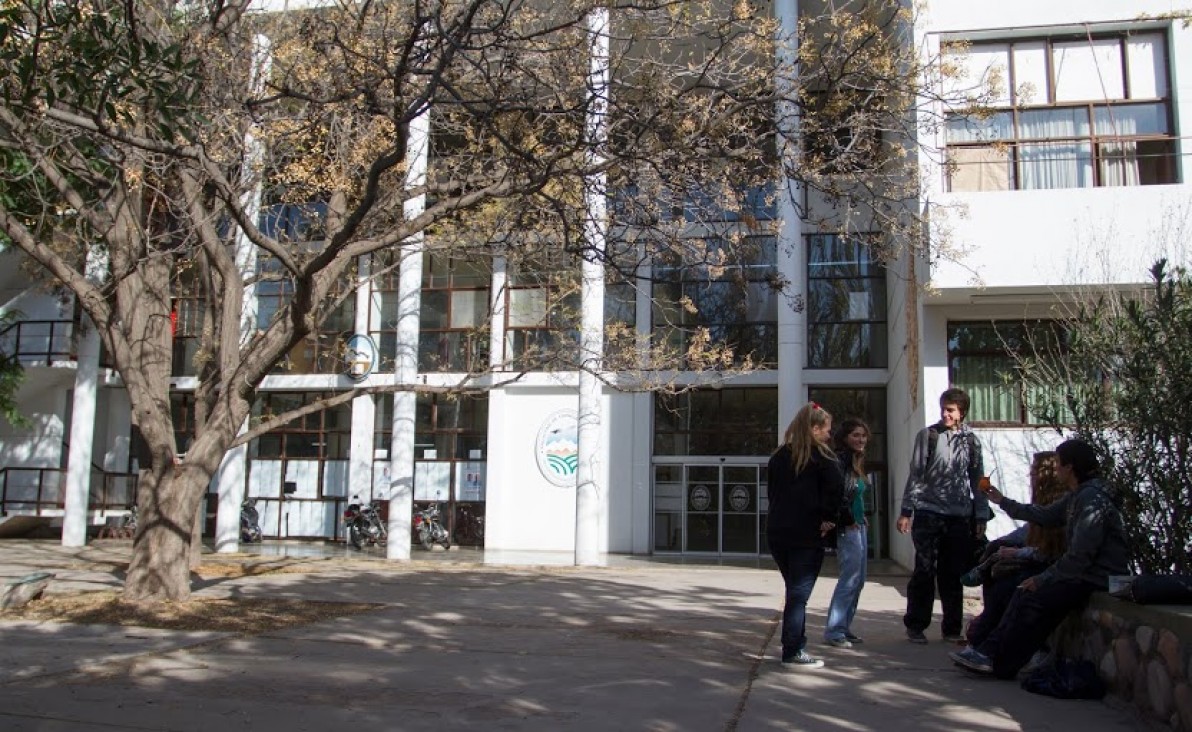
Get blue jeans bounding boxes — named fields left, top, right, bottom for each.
left=825, top=526, right=867, bottom=641
left=768, top=540, right=825, bottom=658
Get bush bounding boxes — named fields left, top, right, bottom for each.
left=1019, top=260, right=1192, bottom=575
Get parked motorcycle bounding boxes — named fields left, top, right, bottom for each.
left=240, top=498, right=263, bottom=543
left=344, top=496, right=388, bottom=549
left=414, top=502, right=451, bottom=551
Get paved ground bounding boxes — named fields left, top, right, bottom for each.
left=0, top=540, right=1151, bottom=731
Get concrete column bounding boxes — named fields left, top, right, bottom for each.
left=774, top=0, right=805, bottom=432
left=215, top=33, right=270, bottom=552
left=214, top=439, right=247, bottom=553
left=61, top=321, right=100, bottom=546
left=631, top=245, right=653, bottom=554
left=348, top=257, right=376, bottom=507
left=575, top=7, right=610, bottom=565
left=387, top=102, right=429, bottom=561
left=488, top=254, right=507, bottom=369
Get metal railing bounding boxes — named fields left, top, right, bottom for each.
left=0, top=320, right=75, bottom=366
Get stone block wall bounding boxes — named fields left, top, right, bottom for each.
left=1053, top=594, right=1192, bottom=730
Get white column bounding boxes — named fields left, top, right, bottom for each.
left=214, top=439, right=247, bottom=553
left=631, top=246, right=653, bottom=554
left=61, top=321, right=100, bottom=546
left=575, top=7, right=610, bottom=565
left=387, top=104, right=430, bottom=560
left=349, top=257, right=376, bottom=508
left=775, top=0, right=805, bottom=431
left=488, top=253, right=507, bottom=369
left=216, top=33, right=270, bottom=551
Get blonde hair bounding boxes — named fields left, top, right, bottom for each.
left=1026, top=451, right=1068, bottom=557
left=780, top=402, right=836, bottom=473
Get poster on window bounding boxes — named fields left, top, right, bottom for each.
left=414, top=461, right=451, bottom=502
left=456, top=462, right=486, bottom=501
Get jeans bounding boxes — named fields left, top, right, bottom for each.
left=904, top=512, right=971, bottom=637
left=966, top=565, right=1039, bottom=648
left=825, top=526, right=867, bottom=641
left=977, top=577, right=1097, bottom=679
left=768, top=539, right=825, bottom=658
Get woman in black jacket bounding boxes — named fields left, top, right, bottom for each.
left=767, top=402, right=845, bottom=669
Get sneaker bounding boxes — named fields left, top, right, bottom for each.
left=844, top=633, right=864, bottom=644
left=960, top=568, right=985, bottom=587
left=942, top=633, right=968, bottom=644
left=949, top=647, right=994, bottom=674
left=1019, top=649, right=1051, bottom=676
left=782, top=650, right=826, bottom=669
left=825, top=637, right=853, bottom=648
left=906, top=629, right=928, bottom=644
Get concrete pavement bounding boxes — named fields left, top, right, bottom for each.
left=0, top=540, right=1149, bottom=731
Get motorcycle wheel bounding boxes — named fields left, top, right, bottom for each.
left=348, top=524, right=363, bottom=550
left=249, top=527, right=262, bottom=543
left=376, top=523, right=388, bottom=547
left=440, top=535, right=451, bottom=550
left=419, top=530, right=434, bottom=550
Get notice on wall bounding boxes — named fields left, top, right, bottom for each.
left=457, top=462, right=486, bottom=501
left=414, top=461, right=451, bottom=502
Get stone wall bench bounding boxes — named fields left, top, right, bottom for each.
left=1054, top=592, right=1192, bottom=730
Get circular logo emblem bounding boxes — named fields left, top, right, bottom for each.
left=344, top=334, right=378, bottom=381
left=729, top=485, right=750, bottom=512
left=689, top=484, right=712, bottom=511
left=536, top=410, right=579, bottom=487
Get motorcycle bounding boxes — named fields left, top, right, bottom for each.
left=414, top=502, right=451, bottom=551
left=344, top=496, right=388, bottom=549
left=240, top=498, right=263, bottom=543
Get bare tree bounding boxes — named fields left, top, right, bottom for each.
left=0, top=0, right=948, bottom=602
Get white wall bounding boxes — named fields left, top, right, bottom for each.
left=486, top=386, right=591, bottom=552
left=932, top=186, right=1192, bottom=290
left=0, top=379, right=67, bottom=468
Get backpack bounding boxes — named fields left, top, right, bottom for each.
left=1021, top=659, right=1106, bottom=700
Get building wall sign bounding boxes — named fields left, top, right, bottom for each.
left=345, top=334, right=378, bottom=381
left=536, top=409, right=579, bottom=487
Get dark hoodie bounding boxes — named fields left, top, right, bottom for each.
left=996, top=477, right=1130, bottom=590
left=899, top=422, right=991, bottom=521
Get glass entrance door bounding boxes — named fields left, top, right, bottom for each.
left=654, top=462, right=766, bottom=555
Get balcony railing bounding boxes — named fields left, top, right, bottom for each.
left=0, top=320, right=75, bottom=366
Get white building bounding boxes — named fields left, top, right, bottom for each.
left=1, top=0, right=1188, bottom=567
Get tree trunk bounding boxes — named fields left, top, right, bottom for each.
left=123, top=469, right=206, bottom=603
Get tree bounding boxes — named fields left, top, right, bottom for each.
left=0, top=0, right=946, bottom=602
left=0, top=309, right=27, bottom=427
left=1015, top=260, right=1192, bottom=575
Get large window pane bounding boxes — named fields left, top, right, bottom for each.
left=1018, top=141, right=1093, bottom=190
left=654, top=388, right=777, bottom=456
left=1054, top=39, right=1124, bottom=102
left=1127, top=34, right=1168, bottom=99
left=807, top=234, right=887, bottom=369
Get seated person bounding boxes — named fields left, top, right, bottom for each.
left=950, top=439, right=1130, bottom=679
left=964, top=451, right=1069, bottom=649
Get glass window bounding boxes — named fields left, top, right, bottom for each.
left=418, top=254, right=491, bottom=372
left=654, top=388, right=778, bottom=456
left=651, top=235, right=779, bottom=369
left=505, top=247, right=580, bottom=370
left=251, top=393, right=352, bottom=461
left=945, top=31, right=1177, bottom=191
left=947, top=321, right=1072, bottom=425
left=806, top=234, right=887, bottom=368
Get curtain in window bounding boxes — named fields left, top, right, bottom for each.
left=952, top=356, right=1019, bottom=422
left=1017, top=108, right=1092, bottom=189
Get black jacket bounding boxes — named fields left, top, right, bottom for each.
left=998, top=477, right=1130, bottom=590
left=766, top=446, right=845, bottom=547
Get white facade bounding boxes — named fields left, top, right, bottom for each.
left=2, top=0, right=1190, bottom=567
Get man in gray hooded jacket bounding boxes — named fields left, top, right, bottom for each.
left=950, top=438, right=1130, bottom=678
left=898, top=388, right=991, bottom=644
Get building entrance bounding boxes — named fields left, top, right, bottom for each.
left=652, top=461, right=767, bottom=555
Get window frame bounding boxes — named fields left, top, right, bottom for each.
left=944, top=30, right=1177, bottom=192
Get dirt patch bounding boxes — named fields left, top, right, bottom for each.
left=2, top=590, right=382, bottom=633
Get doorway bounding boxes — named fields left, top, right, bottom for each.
left=652, top=461, right=767, bottom=555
